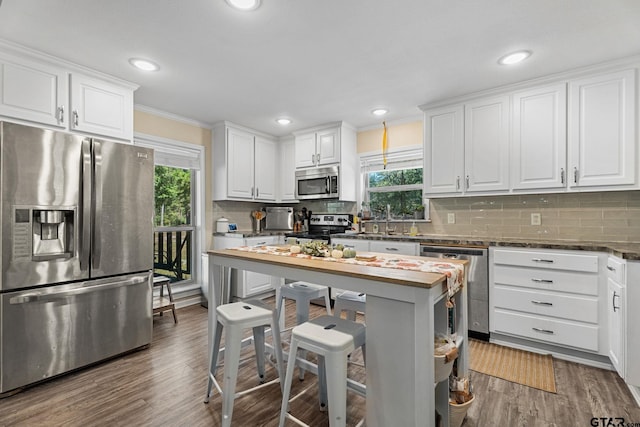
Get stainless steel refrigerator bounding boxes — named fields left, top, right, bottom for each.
left=0, top=121, right=154, bottom=394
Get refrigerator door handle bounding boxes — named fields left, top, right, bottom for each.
left=93, top=140, right=103, bottom=269
left=80, top=139, right=92, bottom=271
left=9, top=276, right=147, bottom=304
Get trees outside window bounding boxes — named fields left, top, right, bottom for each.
left=154, top=165, right=194, bottom=282
left=367, top=167, right=423, bottom=218
left=361, top=147, right=424, bottom=220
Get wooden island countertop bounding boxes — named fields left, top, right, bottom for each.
left=207, top=248, right=467, bottom=289
left=206, top=248, right=469, bottom=427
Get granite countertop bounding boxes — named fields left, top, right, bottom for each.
left=212, top=231, right=640, bottom=260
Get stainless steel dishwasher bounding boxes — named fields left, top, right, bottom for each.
left=421, top=245, right=489, bottom=340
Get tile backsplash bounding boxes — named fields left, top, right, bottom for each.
left=425, top=191, right=640, bottom=242
left=213, top=191, right=640, bottom=243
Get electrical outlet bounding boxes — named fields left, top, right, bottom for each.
left=531, top=213, right=541, bottom=226
left=447, top=213, right=455, bottom=224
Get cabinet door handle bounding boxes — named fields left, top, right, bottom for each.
left=73, top=110, right=79, bottom=127
left=573, top=167, right=578, bottom=184
left=531, top=278, right=554, bottom=283
left=256, top=187, right=259, bottom=197
left=531, top=300, right=553, bottom=306
left=532, top=327, right=554, bottom=335
left=531, top=258, right=554, bottom=263
left=466, top=175, right=470, bottom=189
left=251, top=187, right=254, bottom=197
left=58, top=105, right=65, bottom=124
left=612, top=291, right=620, bottom=312
left=316, top=153, right=320, bottom=163
left=607, top=265, right=615, bottom=272
left=311, top=154, right=315, bottom=164
left=456, top=176, right=460, bottom=191
left=560, top=168, right=565, bottom=184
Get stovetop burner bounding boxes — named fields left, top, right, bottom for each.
left=285, top=213, right=352, bottom=243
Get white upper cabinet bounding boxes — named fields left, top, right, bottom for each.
left=278, top=137, right=298, bottom=202
left=423, top=104, right=464, bottom=194
left=212, top=122, right=277, bottom=202
left=69, top=73, right=133, bottom=141
left=295, top=132, right=317, bottom=168
left=316, top=127, right=340, bottom=165
left=254, top=136, right=277, bottom=200
left=422, top=62, right=639, bottom=197
left=464, top=95, right=510, bottom=193
left=0, top=43, right=136, bottom=141
left=294, top=125, right=341, bottom=168
left=423, top=96, right=509, bottom=196
left=511, top=84, right=567, bottom=190
left=568, top=69, right=637, bottom=189
left=292, top=122, right=358, bottom=201
left=226, top=127, right=255, bottom=199
left=0, top=52, right=67, bottom=128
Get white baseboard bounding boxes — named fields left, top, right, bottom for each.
left=628, top=384, right=640, bottom=407
left=490, top=334, right=613, bottom=370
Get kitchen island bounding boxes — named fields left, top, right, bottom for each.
left=207, top=248, right=468, bottom=427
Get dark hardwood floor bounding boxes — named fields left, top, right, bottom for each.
left=0, top=300, right=638, bottom=426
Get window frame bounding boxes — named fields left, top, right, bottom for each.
left=134, top=132, right=205, bottom=291
left=359, top=145, right=427, bottom=219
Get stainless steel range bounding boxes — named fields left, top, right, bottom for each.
left=285, top=213, right=353, bottom=244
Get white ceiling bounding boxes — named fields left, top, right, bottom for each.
left=1, top=0, right=640, bottom=137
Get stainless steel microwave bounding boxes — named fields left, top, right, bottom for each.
left=295, top=165, right=339, bottom=200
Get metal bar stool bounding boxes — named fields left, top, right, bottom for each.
left=276, top=281, right=331, bottom=379
left=205, top=300, right=285, bottom=427
left=333, top=291, right=366, bottom=322
left=279, top=315, right=366, bottom=427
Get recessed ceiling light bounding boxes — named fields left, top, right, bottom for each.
left=128, top=58, right=160, bottom=71
left=372, top=108, right=388, bottom=116
left=225, top=0, right=260, bottom=11
left=498, top=50, right=532, bottom=65
left=276, top=118, right=291, bottom=125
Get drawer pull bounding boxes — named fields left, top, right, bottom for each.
left=531, top=300, right=553, bottom=306
left=531, top=278, right=554, bottom=284
left=612, top=292, right=620, bottom=312
left=532, top=258, right=554, bottom=263
left=607, top=266, right=616, bottom=272
left=532, top=327, right=554, bottom=335
left=385, top=247, right=399, bottom=251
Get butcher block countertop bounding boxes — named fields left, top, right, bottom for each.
left=207, top=248, right=468, bottom=289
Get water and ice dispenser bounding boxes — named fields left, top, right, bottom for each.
left=13, top=207, right=75, bottom=260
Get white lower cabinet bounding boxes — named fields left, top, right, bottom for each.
left=369, top=240, right=419, bottom=256
left=607, top=256, right=626, bottom=379
left=490, top=247, right=607, bottom=355
left=213, top=235, right=281, bottom=298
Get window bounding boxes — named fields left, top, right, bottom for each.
left=154, top=165, right=194, bottom=282
left=134, top=133, right=205, bottom=287
left=361, top=147, right=425, bottom=219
